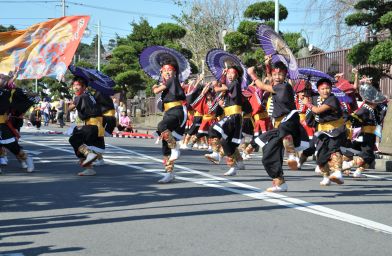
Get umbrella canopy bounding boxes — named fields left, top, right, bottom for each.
left=311, top=83, right=352, bottom=103
left=256, top=24, right=299, bottom=79
left=68, top=65, right=115, bottom=95
left=298, top=67, right=334, bottom=82
left=335, top=77, right=355, bottom=94
left=206, top=48, right=249, bottom=88
left=139, top=45, right=191, bottom=82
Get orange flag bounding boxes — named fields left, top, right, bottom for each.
left=0, top=16, right=90, bottom=80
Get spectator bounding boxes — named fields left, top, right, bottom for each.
left=112, top=97, right=119, bottom=120
left=42, top=99, right=51, bottom=126
left=29, top=106, right=42, bottom=129
left=117, top=111, right=133, bottom=132
left=57, top=96, right=65, bottom=128
left=118, top=101, right=126, bottom=117
left=50, top=106, right=57, bottom=124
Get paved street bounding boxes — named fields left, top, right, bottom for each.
left=1, top=128, right=392, bottom=256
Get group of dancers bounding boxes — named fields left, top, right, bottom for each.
left=0, top=45, right=387, bottom=193
left=151, top=51, right=387, bottom=192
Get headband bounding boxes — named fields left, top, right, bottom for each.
left=271, top=68, right=287, bottom=74
left=227, top=68, right=239, bottom=75
left=161, top=64, right=176, bottom=72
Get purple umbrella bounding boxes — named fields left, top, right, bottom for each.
left=256, top=24, right=299, bottom=79
left=139, top=45, right=191, bottom=82
left=311, top=83, right=352, bottom=103
left=68, top=65, right=115, bottom=95
left=298, top=67, right=335, bottom=82
left=206, top=48, right=249, bottom=88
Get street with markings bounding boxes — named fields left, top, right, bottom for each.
left=1, top=128, right=392, bottom=256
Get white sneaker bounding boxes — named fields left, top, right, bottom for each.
left=78, top=168, right=96, bottom=176
left=185, top=144, right=193, bottom=150
left=93, top=158, right=105, bottom=166
left=180, top=143, right=188, bottom=150
left=315, top=166, right=322, bottom=175
left=287, top=155, right=299, bottom=170
left=0, top=157, right=8, bottom=166
left=266, top=182, right=288, bottom=192
left=193, top=143, right=199, bottom=149
left=236, top=160, right=245, bottom=170
left=207, top=146, right=213, bottom=152
left=26, top=156, right=34, bottom=173
left=329, top=171, right=344, bottom=184
left=82, top=152, right=98, bottom=167
left=241, top=152, right=251, bottom=160
left=169, top=144, right=181, bottom=161
left=353, top=169, right=365, bottom=178
left=320, top=176, right=331, bottom=186
left=342, top=160, right=353, bottom=170
left=204, top=152, right=222, bottom=164
left=155, top=138, right=160, bottom=144
left=158, top=172, right=175, bottom=183
left=20, top=160, right=28, bottom=169
left=224, top=166, right=238, bottom=176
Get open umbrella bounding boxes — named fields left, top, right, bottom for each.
left=298, top=67, right=334, bottom=82
left=256, top=24, right=299, bottom=79
left=206, top=48, right=249, bottom=88
left=139, top=45, right=191, bottom=82
left=68, top=65, right=115, bottom=95
left=359, top=83, right=386, bottom=104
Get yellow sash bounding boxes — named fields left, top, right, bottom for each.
left=299, top=113, right=306, bottom=122
left=0, top=114, right=8, bottom=124
left=317, top=118, right=345, bottom=131
left=202, top=114, right=215, bottom=121
left=164, top=101, right=182, bottom=112
left=243, top=113, right=252, bottom=119
left=253, top=112, right=268, bottom=121
left=103, top=109, right=116, bottom=117
left=224, top=105, right=242, bottom=116
left=362, top=125, right=376, bottom=134
left=85, top=117, right=105, bottom=137
left=274, top=115, right=286, bottom=128
left=194, top=111, right=203, bottom=117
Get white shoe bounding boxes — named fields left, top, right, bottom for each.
left=155, top=138, right=160, bottom=144
left=0, top=157, right=8, bottom=166
left=236, top=160, right=245, bottom=170
left=342, top=160, right=353, bottom=171
left=287, top=154, right=299, bottom=170
left=185, top=144, right=193, bottom=150
left=241, top=152, right=251, bottom=160
left=78, top=168, right=96, bottom=176
left=315, top=166, right=322, bottom=175
left=158, top=172, right=175, bottom=183
left=204, top=152, right=221, bottom=164
left=224, top=166, right=238, bottom=176
left=180, top=143, right=187, bottom=150
left=20, top=160, right=28, bottom=169
left=201, top=143, right=208, bottom=150
left=353, top=169, right=365, bottom=178
left=193, top=143, right=199, bottom=149
left=169, top=144, right=181, bottom=161
left=329, top=171, right=344, bottom=184
left=266, top=182, right=288, bottom=192
left=207, top=146, right=213, bottom=152
left=320, top=176, right=331, bottom=186
left=93, top=158, right=105, bottom=166
left=82, top=152, right=98, bottom=167
left=26, top=156, right=34, bottom=173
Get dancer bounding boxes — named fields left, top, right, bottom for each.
left=0, top=72, right=34, bottom=174
left=205, top=66, right=245, bottom=176
left=248, top=60, right=309, bottom=192
left=303, top=78, right=346, bottom=186
left=68, top=77, right=104, bottom=176
left=152, top=59, right=187, bottom=183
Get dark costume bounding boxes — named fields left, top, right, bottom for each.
left=95, top=91, right=116, bottom=135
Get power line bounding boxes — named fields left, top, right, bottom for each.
left=67, top=1, right=172, bottom=19
left=0, top=0, right=57, bottom=2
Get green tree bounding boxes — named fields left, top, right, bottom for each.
left=345, top=0, right=392, bottom=82
left=244, top=1, right=288, bottom=22
left=0, top=24, right=16, bottom=32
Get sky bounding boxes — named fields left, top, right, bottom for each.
left=0, top=0, right=340, bottom=50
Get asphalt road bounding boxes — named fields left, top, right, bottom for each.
left=1, top=126, right=392, bottom=256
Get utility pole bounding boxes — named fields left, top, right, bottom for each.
left=97, top=20, right=101, bottom=71
left=274, top=0, right=279, bottom=33
left=62, top=0, right=66, bottom=17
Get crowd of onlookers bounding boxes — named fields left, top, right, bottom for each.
left=28, top=97, right=134, bottom=133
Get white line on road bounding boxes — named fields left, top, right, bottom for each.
left=21, top=138, right=392, bottom=235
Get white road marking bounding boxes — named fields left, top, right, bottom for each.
left=21, top=137, right=392, bottom=235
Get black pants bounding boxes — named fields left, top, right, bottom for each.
left=187, top=116, right=202, bottom=136
left=57, top=111, right=65, bottom=127
left=103, top=116, right=116, bottom=134
left=213, top=114, right=243, bottom=156
left=259, top=113, right=308, bottom=179
left=0, top=124, right=22, bottom=155
left=352, top=133, right=376, bottom=164
left=69, top=125, right=105, bottom=158
left=157, top=106, right=185, bottom=156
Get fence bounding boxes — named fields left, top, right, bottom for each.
left=297, top=49, right=392, bottom=98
